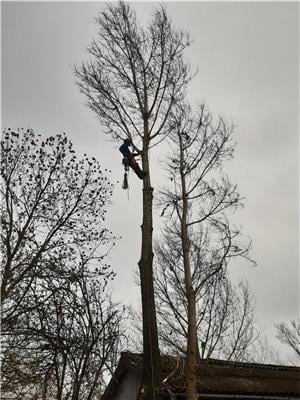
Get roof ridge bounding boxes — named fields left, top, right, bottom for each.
left=204, top=357, right=300, bottom=371
left=120, top=351, right=300, bottom=371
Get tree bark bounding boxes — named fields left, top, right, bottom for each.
left=180, top=140, right=199, bottom=400
left=138, top=128, right=161, bottom=399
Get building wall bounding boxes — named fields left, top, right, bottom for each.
left=115, top=370, right=142, bottom=400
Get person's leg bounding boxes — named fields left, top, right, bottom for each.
left=131, top=163, right=145, bottom=179
left=128, top=156, right=147, bottom=179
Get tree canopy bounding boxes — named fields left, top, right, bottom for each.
left=1, top=129, right=124, bottom=399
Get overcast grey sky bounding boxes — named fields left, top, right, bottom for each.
left=2, top=1, right=299, bottom=361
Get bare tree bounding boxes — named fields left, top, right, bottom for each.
left=243, top=335, right=281, bottom=365
left=155, top=233, right=257, bottom=361
left=1, top=129, right=124, bottom=400
left=157, top=102, right=253, bottom=398
left=1, top=129, right=115, bottom=326
left=275, top=319, right=300, bottom=365
left=74, top=2, right=191, bottom=397
left=2, top=278, right=124, bottom=400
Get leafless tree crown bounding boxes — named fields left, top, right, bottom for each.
left=74, top=1, right=191, bottom=147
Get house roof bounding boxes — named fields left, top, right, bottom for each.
left=102, top=352, right=300, bottom=399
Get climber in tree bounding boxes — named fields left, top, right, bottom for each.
left=119, top=138, right=146, bottom=180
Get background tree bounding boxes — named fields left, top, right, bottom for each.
left=275, top=319, right=300, bottom=365
left=131, top=262, right=258, bottom=359
left=156, top=102, right=253, bottom=397
left=1, top=128, right=115, bottom=323
left=155, top=235, right=257, bottom=362
left=243, top=335, right=280, bottom=365
left=1, top=129, right=124, bottom=399
left=2, top=279, right=123, bottom=400
left=74, top=2, right=192, bottom=397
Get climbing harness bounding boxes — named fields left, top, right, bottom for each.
left=122, top=156, right=130, bottom=171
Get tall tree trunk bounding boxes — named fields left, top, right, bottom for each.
left=180, top=141, right=199, bottom=400
left=138, top=127, right=161, bottom=399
